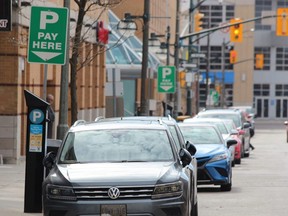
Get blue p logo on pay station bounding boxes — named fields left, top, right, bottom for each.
left=29, top=109, right=44, bottom=124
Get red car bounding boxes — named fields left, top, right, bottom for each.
left=222, top=119, right=244, bottom=165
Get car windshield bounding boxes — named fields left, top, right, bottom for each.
left=179, top=125, right=223, bottom=144
left=198, top=113, right=241, bottom=128
left=59, top=129, right=174, bottom=163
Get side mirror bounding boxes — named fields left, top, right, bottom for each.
left=284, top=121, right=288, bottom=126
left=243, top=122, right=251, bottom=129
left=226, top=139, right=238, bottom=148
left=185, top=141, right=197, bottom=156
left=179, top=148, right=192, bottom=167
left=43, top=151, right=56, bottom=170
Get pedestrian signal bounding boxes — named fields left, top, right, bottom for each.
left=230, top=50, right=237, bottom=64
left=179, top=71, right=186, bottom=88
left=255, top=54, right=264, bottom=69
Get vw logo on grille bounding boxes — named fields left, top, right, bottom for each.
left=108, top=187, right=120, bottom=199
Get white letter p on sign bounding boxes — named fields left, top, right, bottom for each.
left=40, top=11, right=59, bottom=30
left=33, top=111, right=42, bottom=123
left=162, top=68, right=172, bottom=79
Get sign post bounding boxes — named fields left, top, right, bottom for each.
left=157, top=66, right=176, bottom=93
left=28, top=6, right=68, bottom=64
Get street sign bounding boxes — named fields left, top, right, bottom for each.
left=28, top=6, right=68, bottom=65
left=157, top=66, right=176, bottom=93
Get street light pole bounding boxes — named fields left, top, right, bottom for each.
left=139, top=0, right=150, bottom=116
left=57, top=0, right=70, bottom=140
left=221, top=38, right=226, bottom=107
left=173, top=0, right=181, bottom=118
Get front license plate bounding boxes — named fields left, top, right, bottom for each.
left=100, top=204, right=127, bottom=216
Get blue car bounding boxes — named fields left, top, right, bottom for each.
left=178, top=123, right=237, bottom=191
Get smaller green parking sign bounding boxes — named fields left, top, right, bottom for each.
left=157, top=66, right=176, bottom=93
left=28, top=6, right=68, bottom=65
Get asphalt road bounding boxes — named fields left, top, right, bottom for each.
left=0, top=119, right=287, bottom=216
left=198, top=119, right=288, bottom=216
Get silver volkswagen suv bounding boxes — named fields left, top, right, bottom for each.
left=43, top=119, right=196, bottom=216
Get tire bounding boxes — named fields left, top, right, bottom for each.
left=232, top=160, right=235, bottom=167
left=191, top=202, right=198, bottom=216
left=221, top=167, right=232, bottom=191
left=235, top=158, right=241, bottom=164
left=241, top=143, right=245, bottom=158
left=220, top=183, right=232, bottom=191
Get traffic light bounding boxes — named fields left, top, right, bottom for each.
left=179, top=71, right=186, bottom=88
left=276, top=8, right=288, bottom=36
left=230, top=50, right=237, bottom=64
left=194, top=11, right=204, bottom=32
left=255, top=54, right=264, bottom=69
left=230, top=18, right=243, bottom=42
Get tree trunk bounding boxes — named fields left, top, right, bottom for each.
left=70, top=0, right=87, bottom=124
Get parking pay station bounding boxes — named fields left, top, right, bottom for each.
left=24, top=90, right=49, bottom=213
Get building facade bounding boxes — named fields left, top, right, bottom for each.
left=0, top=0, right=108, bottom=163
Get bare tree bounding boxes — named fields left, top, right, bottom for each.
left=70, top=0, right=122, bottom=123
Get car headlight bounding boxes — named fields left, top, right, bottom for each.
left=152, top=181, right=183, bottom=199
left=46, top=184, right=76, bottom=201
left=208, top=153, right=228, bottom=163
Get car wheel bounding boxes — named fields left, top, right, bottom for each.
left=191, top=202, right=198, bottom=216
left=220, top=183, right=232, bottom=191
left=235, top=158, right=241, bottom=164
left=241, top=143, right=245, bottom=158
left=232, top=160, right=235, bottom=167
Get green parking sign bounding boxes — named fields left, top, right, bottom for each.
left=157, top=66, right=176, bottom=93
left=28, top=6, right=68, bottom=65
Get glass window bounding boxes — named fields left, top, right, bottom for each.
left=255, top=0, right=272, bottom=30
left=179, top=125, right=222, bottom=145
left=168, top=125, right=181, bottom=152
left=59, top=129, right=174, bottom=163
left=254, top=83, right=270, bottom=96
left=276, top=47, right=288, bottom=71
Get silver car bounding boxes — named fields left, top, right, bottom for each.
left=43, top=119, right=196, bottom=216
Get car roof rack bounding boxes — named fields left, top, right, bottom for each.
left=72, top=120, right=86, bottom=127
left=95, top=116, right=105, bottom=122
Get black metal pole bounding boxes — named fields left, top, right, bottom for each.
left=186, top=0, right=194, bottom=116
left=173, top=0, right=180, bottom=118
left=140, top=0, right=150, bottom=116
left=57, top=0, right=70, bottom=140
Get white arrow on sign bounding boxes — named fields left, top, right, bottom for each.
left=161, top=86, right=173, bottom=91
left=32, top=51, right=62, bottom=61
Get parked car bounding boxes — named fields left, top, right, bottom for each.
left=229, top=106, right=256, bottom=135
left=95, top=115, right=198, bottom=215
left=43, top=119, right=197, bottom=216
left=195, top=109, right=251, bottom=157
left=222, top=119, right=243, bottom=165
left=183, top=117, right=236, bottom=166
left=178, top=123, right=237, bottom=191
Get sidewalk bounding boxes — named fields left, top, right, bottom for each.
left=0, top=163, right=42, bottom=216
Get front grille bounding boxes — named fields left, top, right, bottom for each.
left=74, top=186, right=155, bottom=200
left=196, top=156, right=210, bottom=167
left=197, top=169, right=211, bottom=181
